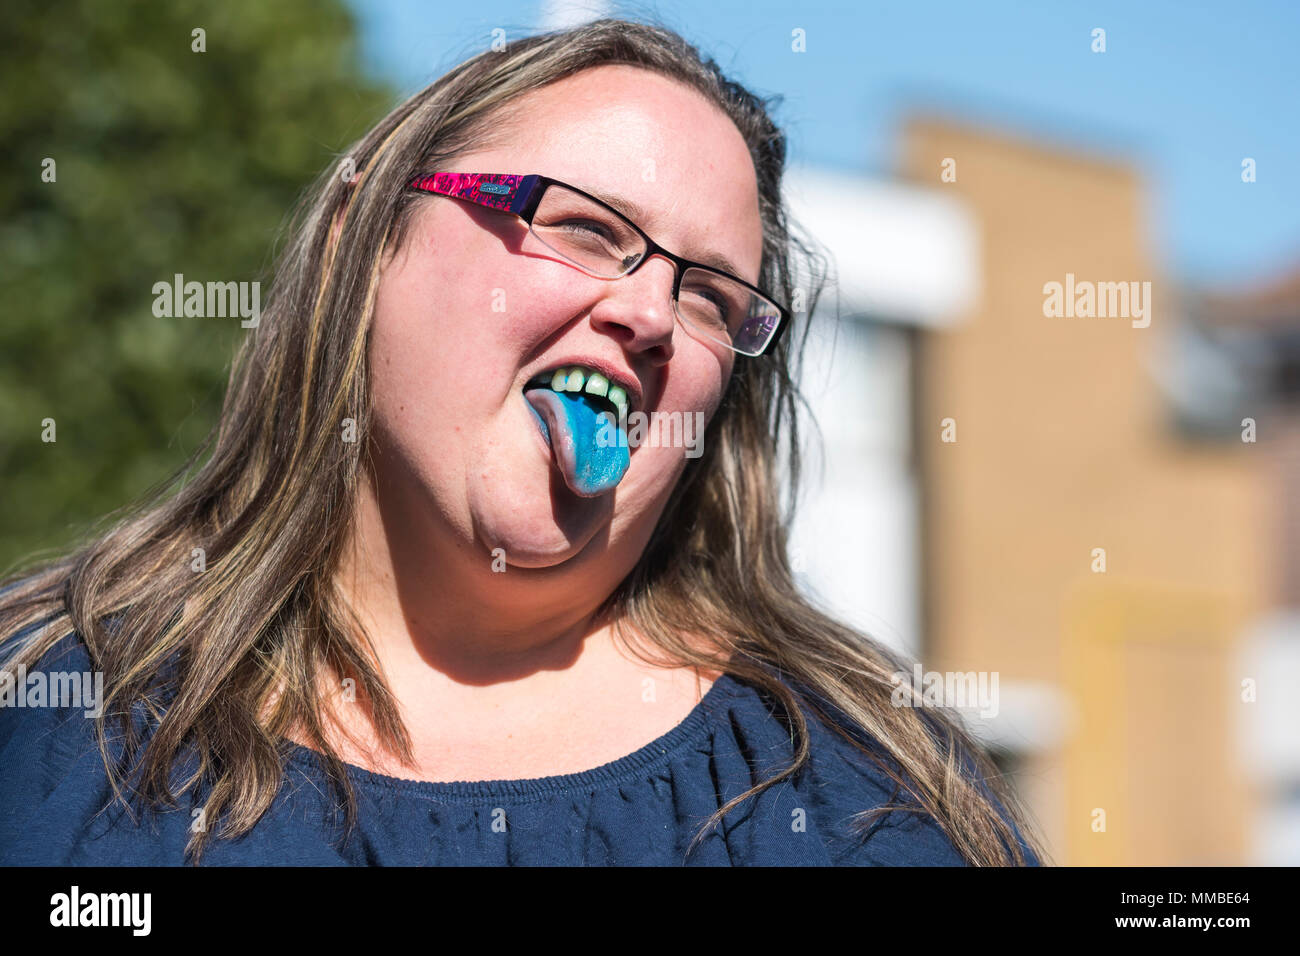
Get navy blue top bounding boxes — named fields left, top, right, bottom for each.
left=0, top=628, right=1038, bottom=866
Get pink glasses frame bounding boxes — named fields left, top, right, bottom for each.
left=405, top=172, right=789, bottom=356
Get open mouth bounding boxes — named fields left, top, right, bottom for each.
left=523, top=365, right=632, bottom=420
left=522, top=364, right=634, bottom=498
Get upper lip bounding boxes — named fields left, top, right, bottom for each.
left=524, top=358, right=644, bottom=414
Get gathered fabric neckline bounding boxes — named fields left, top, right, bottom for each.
left=281, top=672, right=743, bottom=803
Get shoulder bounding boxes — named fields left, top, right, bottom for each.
left=0, top=625, right=115, bottom=862
left=718, top=670, right=1041, bottom=866
left=0, top=621, right=195, bottom=865
left=0, top=618, right=99, bottom=758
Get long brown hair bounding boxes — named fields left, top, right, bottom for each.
left=0, top=17, right=1045, bottom=865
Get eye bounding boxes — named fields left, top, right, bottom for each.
left=697, top=289, right=728, bottom=316
left=683, top=278, right=736, bottom=318
left=554, top=218, right=616, bottom=241
left=678, top=286, right=730, bottom=329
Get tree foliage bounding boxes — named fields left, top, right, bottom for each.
left=0, top=0, right=392, bottom=571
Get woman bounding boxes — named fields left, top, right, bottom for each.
left=0, top=19, right=1043, bottom=866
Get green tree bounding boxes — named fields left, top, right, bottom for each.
left=0, top=0, right=392, bottom=571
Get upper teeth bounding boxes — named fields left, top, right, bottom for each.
left=542, top=365, right=629, bottom=417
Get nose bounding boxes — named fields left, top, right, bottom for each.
left=588, top=253, right=678, bottom=364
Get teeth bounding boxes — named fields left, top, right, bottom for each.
left=536, top=365, right=630, bottom=418
left=607, top=385, right=626, bottom=416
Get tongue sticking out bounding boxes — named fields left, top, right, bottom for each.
left=524, top=388, right=630, bottom=497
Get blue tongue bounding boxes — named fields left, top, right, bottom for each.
left=525, top=388, right=630, bottom=496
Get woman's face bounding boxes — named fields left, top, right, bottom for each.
left=366, top=64, right=763, bottom=591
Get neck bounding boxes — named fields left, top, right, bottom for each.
left=334, top=462, right=616, bottom=689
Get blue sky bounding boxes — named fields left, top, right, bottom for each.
left=348, top=0, right=1300, bottom=291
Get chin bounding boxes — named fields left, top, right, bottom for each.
left=468, top=480, right=616, bottom=570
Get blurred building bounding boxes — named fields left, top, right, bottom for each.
left=1189, top=268, right=1300, bottom=865
left=787, top=117, right=1296, bottom=865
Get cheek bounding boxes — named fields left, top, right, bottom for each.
left=366, top=242, right=497, bottom=468
left=369, top=247, right=486, bottom=399
left=665, top=345, right=733, bottom=421
left=366, top=231, right=594, bottom=450
left=368, top=257, right=455, bottom=436
left=626, top=354, right=730, bottom=484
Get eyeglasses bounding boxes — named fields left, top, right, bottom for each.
left=405, top=172, right=789, bottom=357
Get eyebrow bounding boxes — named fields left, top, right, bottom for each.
left=588, top=186, right=753, bottom=284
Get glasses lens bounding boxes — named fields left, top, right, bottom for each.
left=528, top=184, right=782, bottom=356
left=529, top=184, right=645, bottom=277
left=677, top=267, right=782, bottom=356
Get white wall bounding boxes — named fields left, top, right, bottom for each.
left=787, top=316, right=920, bottom=658
left=781, top=166, right=979, bottom=660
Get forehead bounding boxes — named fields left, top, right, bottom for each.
left=462, top=65, right=765, bottom=283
